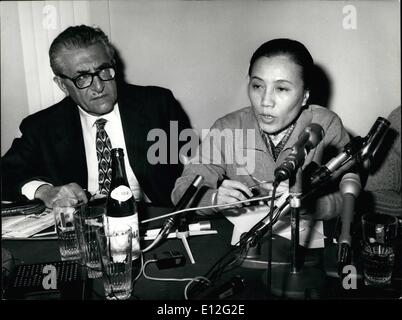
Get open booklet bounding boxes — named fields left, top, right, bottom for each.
left=2, top=208, right=55, bottom=239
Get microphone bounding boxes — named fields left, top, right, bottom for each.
left=337, top=173, right=361, bottom=275
left=359, top=117, right=390, bottom=163
left=310, top=117, right=390, bottom=187
left=142, top=175, right=204, bottom=253
left=194, top=276, right=246, bottom=300
left=274, top=123, right=324, bottom=183
left=156, top=175, right=204, bottom=240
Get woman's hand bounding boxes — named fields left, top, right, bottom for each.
left=214, top=179, right=253, bottom=210
left=249, top=181, right=289, bottom=206
left=258, top=181, right=289, bottom=197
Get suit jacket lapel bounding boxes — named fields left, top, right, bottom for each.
left=53, top=98, right=88, bottom=188
left=117, top=88, right=149, bottom=184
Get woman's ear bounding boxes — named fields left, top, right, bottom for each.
left=302, top=90, right=310, bottom=106
left=53, top=76, right=69, bottom=96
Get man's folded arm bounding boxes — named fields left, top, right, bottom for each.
left=1, top=116, right=52, bottom=201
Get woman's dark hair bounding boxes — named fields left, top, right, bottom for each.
left=248, top=38, right=314, bottom=89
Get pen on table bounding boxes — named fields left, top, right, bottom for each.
left=250, top=174, right=266, bottom=184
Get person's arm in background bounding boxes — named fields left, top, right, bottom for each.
left=363, top=106, right=401, bottom=217
left=307, top=109, right=351, bottom=220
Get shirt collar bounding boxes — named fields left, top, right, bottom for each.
left=77, top=103, right=120, bottom=128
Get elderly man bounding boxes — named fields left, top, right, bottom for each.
left=1, top=25, right=191, bottom=208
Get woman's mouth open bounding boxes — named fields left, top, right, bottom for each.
left=260, top=114, right=275, bottom=123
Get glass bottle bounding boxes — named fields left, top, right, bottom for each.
left=105, top=148, right=140, bottom=261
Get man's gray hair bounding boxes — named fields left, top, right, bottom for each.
left=49, top=25, right=115, bottom=75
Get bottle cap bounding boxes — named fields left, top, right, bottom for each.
left=111, top=148, right=124, bottom=157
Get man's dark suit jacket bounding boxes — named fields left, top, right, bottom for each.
left=1, top=83, right=191, bottom=207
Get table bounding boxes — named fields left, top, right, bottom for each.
left=2, top=206, right=237, bottom=300
left=2, top=205, right=401, bottom=300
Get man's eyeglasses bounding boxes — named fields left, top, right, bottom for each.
left=58, top=66, right=116, bottom=89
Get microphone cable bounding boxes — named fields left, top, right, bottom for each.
left=141, top=192, right=283, bottom=253
left=141, top=188, right=288, bottom=297
left=185, top=187, right=306, bottom=299
left=140, top=193, right=282, bottom=224
left=199, top=184, right=281, bottom=293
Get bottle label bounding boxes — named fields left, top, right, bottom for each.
left=110, top=185, right=133, bottom=202
left=105, top=215, right=141, bottom=260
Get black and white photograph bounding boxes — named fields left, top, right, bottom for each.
left=1, top=0, right=400, bottom=310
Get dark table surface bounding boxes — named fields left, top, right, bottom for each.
left=2, top=205, right=401, bottom=300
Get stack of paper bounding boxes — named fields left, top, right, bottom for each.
left=223, top=204, right=325, bottom=248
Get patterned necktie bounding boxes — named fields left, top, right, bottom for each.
left=95, top=118, right=112, bottom=195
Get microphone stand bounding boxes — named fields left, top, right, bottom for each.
left=240, top=213, right=298, bottom=269
left=290, top=169, right=302, bottom=274
left=263, top=168, right=326, bottom=299
left=239, top=202, right=319, bottom=269
left=175, top=215, right=196, bottom=264
left=239, top=163, right=327, bottom=269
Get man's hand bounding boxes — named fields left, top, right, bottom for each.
left=35, top=182, right=88, bottom=208
left=214, top=179, right=253, bottom=210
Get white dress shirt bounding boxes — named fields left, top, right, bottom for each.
left=22, top=103, right=149, bottom=202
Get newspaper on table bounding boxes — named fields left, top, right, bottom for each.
left=2, top=208, right=55, bottom=239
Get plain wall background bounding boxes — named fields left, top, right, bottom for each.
left=1, top=2, right=30, bottom=155
left=1, top=0, right=400, bottom=156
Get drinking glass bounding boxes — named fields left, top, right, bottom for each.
left=97, top=225, right=133, bottom=300
left=74, top=205, right=105, bottom=278
left=52, top=198, right=82, bottom=261
left=361, top=213, right=398, bottom=287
